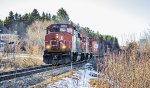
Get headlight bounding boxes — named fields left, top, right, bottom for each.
left=55, top=34, right=59, bottom=39
left=46, top=45, right=51, bottom=49
left=61, top=45, right=66, bottom=49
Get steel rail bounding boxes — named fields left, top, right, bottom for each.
left=0, top=60, right=87, bottom=82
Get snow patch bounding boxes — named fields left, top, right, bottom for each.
left=47, top=63, right=98, bottom=88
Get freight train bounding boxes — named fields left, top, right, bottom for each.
left=43, top=24, right=100, bottom=64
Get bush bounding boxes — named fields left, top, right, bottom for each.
left=26, top=20, right=51, bottom=55
left=101, top=44, right=150, bottom=88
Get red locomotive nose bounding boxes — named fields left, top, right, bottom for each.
left=55, top=34, right=59, bottom=39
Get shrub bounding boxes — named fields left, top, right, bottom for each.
left=100, top=43, right=150, bottom=88
left=26, top=20, right=51, bottom=55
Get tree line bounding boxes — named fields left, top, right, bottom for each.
left=0, top=8, right=120, bottom=51
left=0, top=8, right=69, bottom=28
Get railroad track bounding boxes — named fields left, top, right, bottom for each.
left=0, top=60, right=87, bottom=82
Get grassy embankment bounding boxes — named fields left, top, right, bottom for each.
left=90, top=43, right=150, bottom=88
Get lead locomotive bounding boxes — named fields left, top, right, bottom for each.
left=43, top=24, right=99, bottom=64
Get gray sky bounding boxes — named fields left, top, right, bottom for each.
left=0, top=0, right=150, bottom=45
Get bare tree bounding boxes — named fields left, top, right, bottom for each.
left=26, top=20, right=51, bottom=55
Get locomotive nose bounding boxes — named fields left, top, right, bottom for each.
left=52, top=45, right=58, bottom=50
left=55, top=33, right=59, bottom=39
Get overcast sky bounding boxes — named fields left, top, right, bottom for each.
left=0, top=0, right=150, bottom=45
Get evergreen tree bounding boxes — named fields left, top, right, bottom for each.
left=48, top=13, right=51, bottom=20
left=99, top=35, right=103, bottom=42
left=3, top=11, right=15, bottom=28
left=114, top=37, right=120, bottom=49
left=28, top=13, right=33, bottom=21
left=18, top=14, right=22, bottom=21
left=41, top=12, right=46, bottom=20
left=52, top=15, right=58, bottom=23
left=41, top=12, right=51, bottom=21
left=22, top=13, right=30, bottom=21
left=0, top=19, right=3, bottom=25
left=14, top=13, right=19, bottom=20
left=105, top=35, right=112, bottom=41
left=31, top=9, right=40, bottom=20
left=8, top=11, right=14, bottom=21
left=57, top=8, right=69, bottom=23
left=4, top=17, right=11, bottom=28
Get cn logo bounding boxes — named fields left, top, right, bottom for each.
left=94, top=44, right=98, bottom=49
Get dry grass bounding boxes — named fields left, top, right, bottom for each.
left=89, top=78, right=111, bottom=88
left=29, top=71, right=73, bottom=88
left=100, top=43, right=150, bottom=88
left=15, top=57, right=43, bottom=68
left=0, top=57, right=43, bottom=72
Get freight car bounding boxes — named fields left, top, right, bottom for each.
left=43, top=24, right=99, bottom=64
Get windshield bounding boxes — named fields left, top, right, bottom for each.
left=47, top=27, right=68, bottom=33
left=47, top=24, right=73, bottom=34
left=50, top=27, right=60, bottom=32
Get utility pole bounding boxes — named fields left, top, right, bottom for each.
left=9, top=41, right=16, bottom=73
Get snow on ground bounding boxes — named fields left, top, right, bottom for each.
left=47, top=63, right=98, bottom=88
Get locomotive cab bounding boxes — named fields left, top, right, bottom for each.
left=45, top=24, right=74, bottom=51
left=43, top=24, right=74, bottom=64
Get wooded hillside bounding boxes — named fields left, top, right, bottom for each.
left=0, top=8, right=120, bottom=53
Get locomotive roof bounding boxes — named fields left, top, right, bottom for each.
left=47, top=24, right=76, bottom=29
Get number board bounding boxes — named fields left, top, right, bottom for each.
left=61, top=25, right=68, bottom=28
